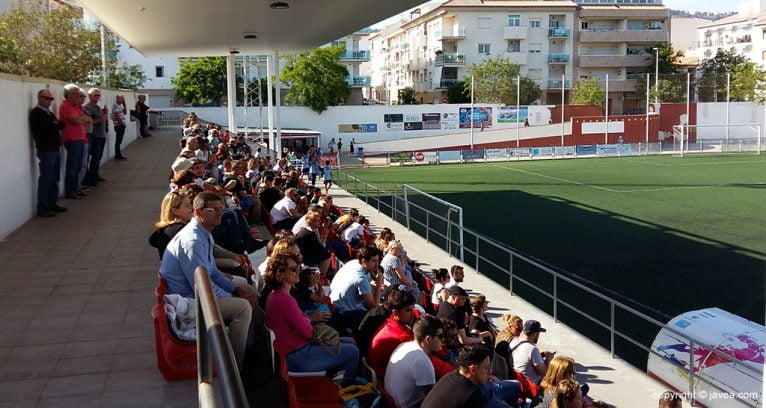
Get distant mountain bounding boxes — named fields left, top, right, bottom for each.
left=671, top=10, right=736, bottom=21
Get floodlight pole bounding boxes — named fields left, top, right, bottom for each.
left=654, top=47, right=659, bottom=104
left=274, top=50, right=282, bottom=156
left=470, top=75, right=475, bottom=151
left=726, top=72, right=731, bottom=150
left=516, top=75, right=520, bottom=148
left=243, top=56, right=249, bottom=139
left=683, top=71, right=690, bottom=158
left=645, top=73, right=650, bottom=153
left=561, top=74, right=565, bottom=146
left=605, top=74, right=609, bottom=145
left=266, top=56, right=275, bottom=151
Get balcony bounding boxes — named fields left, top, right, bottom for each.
left=435, top=27, right=466, bottom=40
left=579, top=30, right=668, bottom=43
left=578, top=55, right=650, bottom=68
left=434, top=53, right=466, bottom=65
left=504, top=52, right=527, bottom=65
left=438, top=79, right=460, bottom=89
left=346, top=76, right=372, bottom=87
left=547, top=53, right=570, bottom=64
left=339, top=50, right=370, bottom=61
left=503, top=25, right=527, bottom=39
left=547, top=79, right=571, bottom=89
left=548, top=28, right=570, bottom=38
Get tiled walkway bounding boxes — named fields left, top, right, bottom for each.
left=0, top=130, right=198, bottom=407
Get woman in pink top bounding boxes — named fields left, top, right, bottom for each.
left=264, top=252, right=359, bottom=384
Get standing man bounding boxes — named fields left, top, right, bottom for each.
left=328, top=137, right=335, bottom=154
left=350, top=138, right=356, bottom=156
left=82, top=88, right=108, bottom=186
left=135, top=94, right=152, bottom=138
left=29, top=89, right=67, bottom=217
left=160, top=191, right=255, bottom=369
left=59, top=84, right=91, bottom=199
left=112, top=94, right=127, bottom=160
left=337, top=138, right=343, bottom=155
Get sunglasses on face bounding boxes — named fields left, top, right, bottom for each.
left=42, top=96, right=54, bottom=101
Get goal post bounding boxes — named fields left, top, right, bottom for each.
left=400, top=184, right=464, bottom=261
left=671, top=123, right=762, bottom=156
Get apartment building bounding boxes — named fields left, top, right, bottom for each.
left=329, top=28, right=374, bottom=104
left=575, top=0, right=670, bottom=114
left=370, top=0, right=577, bottom=105
left=370, top=0, right=670, bottom=113
left=693, top=1, right=766, bottom=68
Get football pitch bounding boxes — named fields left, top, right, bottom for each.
left=344, top=154, right=766, bottom=328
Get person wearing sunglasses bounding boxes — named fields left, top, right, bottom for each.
left=29, top=88, right=67, bottom=217
left=59, top=84, right=92, bottom=199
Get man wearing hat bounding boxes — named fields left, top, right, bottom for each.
left=436, top=286, right=487, bottom=346
left=510, top=319, right=555, bottom=384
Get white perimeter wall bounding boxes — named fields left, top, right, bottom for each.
left=697, top=102, right=766, bottom=140
left=0, top=73, right=140, bottom=239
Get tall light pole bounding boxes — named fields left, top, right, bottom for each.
left=653, top=47, right=659, bottom=104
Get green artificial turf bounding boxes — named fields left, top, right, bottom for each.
left=342, top=154, right=766, bottom=328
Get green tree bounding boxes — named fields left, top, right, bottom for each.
left=635, top=43, right=684, bottom=104
left=730, top=61, right=766, bottom=103
left=397, top=87, right=417, bottom=104
left=99, top=63, right=146, bottom=90
left=571, top=78, right=605, bottom=105
left=698, top=48, right=751, bottom=101
left=447, top=80, right=469, bottom=103
left=280, top=45, right=350, bottom=114
left=172, top=57, right=228, bottom=106
left=646, top=43, right=683, bottom=75
left=0, top=2, right=106, bottom=82
left=463, top=57, right=540, bottom=105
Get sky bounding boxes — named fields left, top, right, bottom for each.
left=371, top=0, right=738, bottom=29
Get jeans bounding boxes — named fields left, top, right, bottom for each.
left=36, top=150, right=61, bottom=209
left=285, top=337, right=359, bottom=383
left=480, top=380, right=522, bottom=408
left=114, top=124, right=126, bottom=157
left=63, top=140, right=85, bottom=194
left=85, top=137, right=106, bottom=182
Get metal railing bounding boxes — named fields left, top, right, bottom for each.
left=195, top=267, right=249, bottom=408
left=334, top=169, right=762, bottom=408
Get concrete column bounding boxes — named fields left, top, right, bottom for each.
left=266, top=56, right=274, bottom=151
left=226, top=54, right=237, bottom=133
left=274, top=50, right=282, bottom=156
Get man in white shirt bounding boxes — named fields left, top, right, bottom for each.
left=270, top=188, right=302, bottom=230
left=342, top=216, right=368, bottom=247
left=510, top=319, right=554, bottom=385
left=385, top=315, right=445, bottom=408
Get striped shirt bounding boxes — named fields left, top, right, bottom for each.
left=111, top=102, right=126, bottom=125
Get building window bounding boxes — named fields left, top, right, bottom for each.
left=507, top=40, right=521, bottom=52
left=508, top=15, right=521, bottom=27
left=478, top=18, right=491, bottom=29
left=478, top=43, right=491, bottom=54
left=528, top=43, right=542, bottom=54
left=581, top=21, right=589, bottom=30
left=528, top=68, right=542, bottom=79
left=155, top=66, right=164, bottom=78
left=530, top=19, right=542, bottom=28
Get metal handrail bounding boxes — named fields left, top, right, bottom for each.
left=336, top=169, right=762, bottom=407
left=194, top=267, right=249, bottom=408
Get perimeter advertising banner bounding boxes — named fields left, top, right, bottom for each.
left=338, top=124, right=377, bottom=133
left=509, top=148, right=530, bottom=158
left=413, top=151, right=438, bottom=164
left=554, top=146, right=575, bottom=156
left=485, top=148, right=507, bottom=160
left=497, top=106, right=529, bottom=123
left=404, top=122, right=423, bottom=131
left=531, top=147, right=554, bottom=157
left=383, top=114, right=404, bottom=132
left=461, top=149, right=485, bottom=161
left=422, top=113, right=441, bottom=130
left=459, top=107, right=492, bottom=128
left=576, top=145, right=597, bottom=155
left=389, top=152, right=412, bottom=164
left=441, top=113, right=458, bottom=130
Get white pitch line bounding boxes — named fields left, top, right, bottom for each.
left=625, top=158, right=766, bottom=167
left=618, top=185, right=718, bottom=193
left=491, top=164, right=621, bottom=193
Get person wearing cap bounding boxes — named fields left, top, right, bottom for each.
left=437, top=286, right=487, bottom=346
left=510, top=319, right=556, bottom=385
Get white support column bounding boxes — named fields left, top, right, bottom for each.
left=605, top=74, right=609, bottom=145
left=267, top=55, right=275, bottom=151
left=516, top=75, right=520, bottom=148
left=561, top=74, right=565, bottom=146
left=470, top=75, right=474, bottom=150
left=274, top=50, right=282, bottom=156
left=226, top=53, right=237, bottom=134
left=243, top=56, right=249, bottom=138
left=645, top=73, right=650, bottom=150
left=726, top=72, right=731, bottom=148
left=683, top=72, right=690, bottom=157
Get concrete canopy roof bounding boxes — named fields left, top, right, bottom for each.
left=78, top=0, right=423, bottom=56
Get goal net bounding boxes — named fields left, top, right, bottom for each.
left=671, top=124, right=763, bottom=156
left=397, top=185, right=464, bottom=261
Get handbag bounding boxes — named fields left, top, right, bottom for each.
left=312, top=322, right=341, bottom=355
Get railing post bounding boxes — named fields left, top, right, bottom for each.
left=553, top=275, right=558, bottom=323
left=196, top=290, right=214, bottom=406
left=610, top=302, right=615, bottom=358
left=509, top=253, right=514, bottom=295
left=376, top=187, right=380, bottom=212
left=475, top=237, right=480, bottom=273
left=365, top=182, right=368, bottom=204
left=689, top=339, right=696, bottom=407
left=425, top=214, right=430, bottom=243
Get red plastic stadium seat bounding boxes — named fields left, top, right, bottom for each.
left=377, top=381, right=400, bottom=408
left=151, top=279, right=197, bottom=381
left=276, top=347, right=341, bottom=407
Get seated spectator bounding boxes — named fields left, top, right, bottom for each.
left=385, top=315, right=445, bottom=408
left=263, top=253, right=360, bottom=385
left=657, top=391, right=682, bottom=408
left=445, top=264, right=465, bottom=289
left=431, top=268, right=450, bottom=307
left=368, top=290, right=416, bottom=379
left=270, top=187, right=302, bottom=230
left=293, top=266, right=330, bottom=315
left=257, top=171, right=280, bottom=212
left=437, top=286, right=487, bottom=346
left=551, top=379, right=584, bottom=408
left=510, top=320, right=555, bottom=385
left=342, top=215, right=368, bottom=247
left=329, top=246, right=384, bottom=332
left=294, top=211, right=332, bottom=276
left=320, top=194, right=343, bottom=221
left=469, top=295, right=498, bottom=345
left=159, top=191, right=255, bottom=369
left=539, top=356, right=586, bottom=408
left=375, top=227, right=395, bottom=252
left=258, top=236, right=299, bottom=310
left=432, top=318, right=461, bottom=372
left=381, top=241, right=421, bottom=301
left=356, top=285, right=398, bottom=357
left=496, top=314, right=523, bottom=345
left=421, top=344, right=491, bottom=408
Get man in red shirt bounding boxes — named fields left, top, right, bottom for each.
left=367, top=289, right=416, bottom=379
left=58, top=84, right=91, bottom=198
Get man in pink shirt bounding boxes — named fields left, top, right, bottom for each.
left=58, top=84, right=91, bottom=198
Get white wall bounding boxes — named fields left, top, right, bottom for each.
left=696, top=102, right=766, bottom=139
left=0, top=73, right=140, bottom=239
